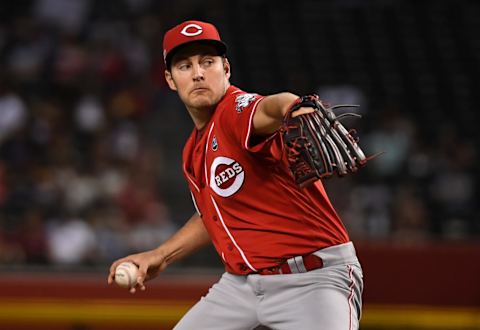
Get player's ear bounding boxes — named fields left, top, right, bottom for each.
left=164, top=70, right=177, bottom=91
left=223, top=58, right=231, bottom=79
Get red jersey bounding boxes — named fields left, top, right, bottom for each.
left=182, top=86, right=349, bottom=275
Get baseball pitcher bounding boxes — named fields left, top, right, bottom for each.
left=108, top=20, right=370, bottom=330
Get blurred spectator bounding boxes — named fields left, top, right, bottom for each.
left=364, top=106, right=415, bottom=179
left=5, top=16, right=51, bottom=85
left=429, top=125, right=477, bottom=240
left=74, top=94, right=106, bottom=133
left=0, top=163, right=6, bottom=206
left=47, top=216, right=96, bottom=264
left=34, top=0, right=90, bottom=34
left=391, top=183, right=431, bottom=244
left=0, top=230, right=25, bottom=264
left=53, top=36, right=89, bottom=83
left=0, top=84, right=27, bottom=144
left=17, top=209, right=48, bottom=263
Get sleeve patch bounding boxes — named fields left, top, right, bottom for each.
left=235, top=93, right=258, bottom=113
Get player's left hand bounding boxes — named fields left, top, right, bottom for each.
left=281, top=95, right=373, bottom=187
left=291, top=106, right=315, bottom=117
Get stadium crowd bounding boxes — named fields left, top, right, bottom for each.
left=0, top=0, right=477, bottom=268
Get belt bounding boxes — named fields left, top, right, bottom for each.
left=257, top=254, right=324, bottom=275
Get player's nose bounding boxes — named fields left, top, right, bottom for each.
left=192, top=63, right=205, bottom=81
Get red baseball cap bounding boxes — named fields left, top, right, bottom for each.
left=163, top=20, right=227, bottom=68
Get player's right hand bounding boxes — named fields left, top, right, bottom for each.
left=108, top=249, right=168, bottom=294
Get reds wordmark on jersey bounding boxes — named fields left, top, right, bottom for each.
left=182, top=86, right=349, bottom=274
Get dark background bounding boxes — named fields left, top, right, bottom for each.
left=0, top=1, right=478, bottom=329
left=0, top=0, right=477, bottom=270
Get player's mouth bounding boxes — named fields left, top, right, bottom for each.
left=191, top=86, right=209, bottom=94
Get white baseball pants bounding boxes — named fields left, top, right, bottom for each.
left=173, top=242, right=363, bottom=330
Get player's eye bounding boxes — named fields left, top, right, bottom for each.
left=202, top=58, right=214, bottom=67
left=177, top=63, right=190, bottom=71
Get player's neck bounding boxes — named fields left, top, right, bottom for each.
left=187, top=106, right=215, bottom=130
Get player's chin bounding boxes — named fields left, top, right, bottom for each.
left=189, top=96, right=215, bottom=109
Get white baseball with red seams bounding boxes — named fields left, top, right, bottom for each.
left=114, top=262, right=138, bottom=289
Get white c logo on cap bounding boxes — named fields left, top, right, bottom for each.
left=181, top=24, right=203, bottom=37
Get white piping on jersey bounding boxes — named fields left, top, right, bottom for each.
left=184, top=163, right=200, bottom=192
left=204, top=122, right=216, bottom=186
left=244, top=97, right=265, bottom=150
left=187, top=176, right=200, bottom=192
left=210, top=195, right=257, bottom=272
left=347, top=265, right=355, bottom=330
left=190, top=191, right=201, bottom=216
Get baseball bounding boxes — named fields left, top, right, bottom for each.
left=114, top=262, right=139, bottom=289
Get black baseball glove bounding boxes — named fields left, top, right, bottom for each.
left=281, top=95, right=371, bottom=187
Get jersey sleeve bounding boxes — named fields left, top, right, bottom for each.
left=220, top=92, right=283, bottom=158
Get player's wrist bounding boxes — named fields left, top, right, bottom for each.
left=280, top=93, right=300, bottom=117
left=152, top=245, right=177, bottom=267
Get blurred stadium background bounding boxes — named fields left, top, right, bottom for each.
left=0, top=0, right=478, bottom=329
